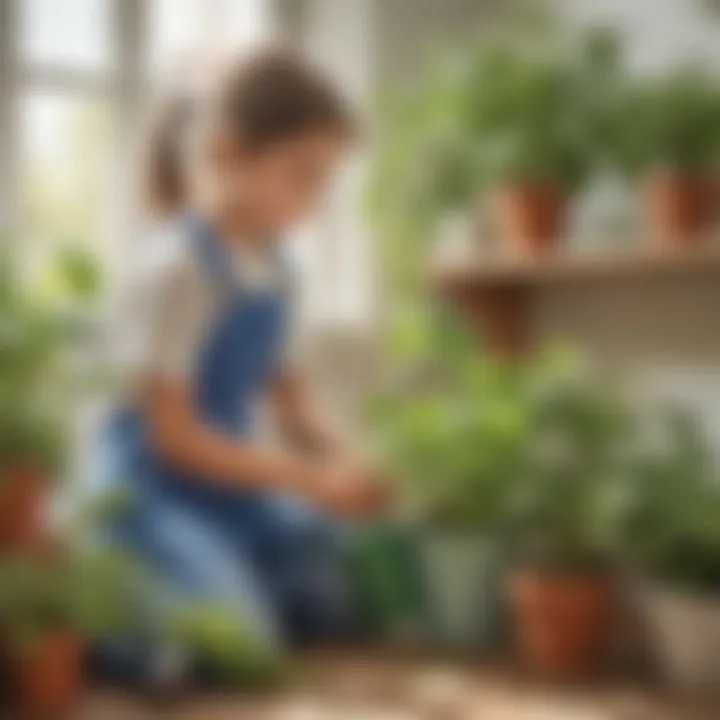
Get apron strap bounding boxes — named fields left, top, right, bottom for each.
left=184, top=215, right=292, bottom=303
left=185, top=216, right=236, bottom=297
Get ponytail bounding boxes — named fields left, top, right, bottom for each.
left=140, top=94, right=195, bottom=217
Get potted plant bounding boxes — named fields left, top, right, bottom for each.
left=0, top=244, right=99, bottom=551
left=370, top=314, right=527, bottom=651
left=464, top=20, right=602, bottom=260
left=502, top=352, right=631, bottom=680
left=0, top=549, right=134, bottom=717
left=608, top=66, right=720, bottom=249
left=0, top=408, right=63, bottom=551
left=615, top=412, right=720, bottom=690
left=0, top=280, right=64, bottom=551
left=367, top=13, right=611, bottom=278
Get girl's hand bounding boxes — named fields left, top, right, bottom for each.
left=314, top=462, right=392, bottom=519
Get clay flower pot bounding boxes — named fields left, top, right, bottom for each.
left=16, top=631, right=83, bottom=718
left=0, top=465, right=45, bottom=551
left=509, top=568, right=614, bottom=681
left=494, top=184, right=566, bottom=260
left=643, top=171, right=709, bottom=250
left=640, top=582, right=720, bottom=691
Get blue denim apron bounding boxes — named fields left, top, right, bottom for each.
left=99, top=218, right=352, bottom=667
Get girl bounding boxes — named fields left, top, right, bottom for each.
left=99, top=49, right=382, bottom=668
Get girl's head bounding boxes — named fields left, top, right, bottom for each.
left=143, top=49, right=355, bottom=234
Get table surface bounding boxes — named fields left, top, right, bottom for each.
left=75, top=652, right=719, bottom=720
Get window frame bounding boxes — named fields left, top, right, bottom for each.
left=0, top=0, right=147, bottom=247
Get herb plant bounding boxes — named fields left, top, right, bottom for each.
left=615, top=411, right=720, bottom=592
left=366, top=13, right=617, bottom=288
left=369, top=313, right=529, bottom=530
left=166, top=603, right=282, bottom=687
left=0, top=243, right=101, bottom=478
left=498, top=351, right=632, bottom=570
left=608, top=65, right=720, bottom=176
left=0, top=551, right=137, bottom=655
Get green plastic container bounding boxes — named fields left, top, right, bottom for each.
left=346, top=521, right=425, bottom=640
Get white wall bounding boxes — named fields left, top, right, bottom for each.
left=376, top=0, right=498, bottom=86
left=557, top=0, right=720, bottom=73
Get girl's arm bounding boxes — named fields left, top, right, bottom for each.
left=144, top=376, right=324, bottom=494
left=269, top=371, right=392, bottom=515
left=144, top=376, right=384, bottom=517
left=269, top=370, right=352, bottom=460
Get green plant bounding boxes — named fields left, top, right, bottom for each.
left=0, top=406, right=66, bottom=476
left=0, top=491, right=142, bottom=655
left=614, top=411, right=720, bottom=592
left=608, top=65, right=720, bottom=175
left=462, top=22, right=599, bottom=191
left=372, top=318, right=634, bottom=559
left=367, top=52, right=473, bottom=291
left=366, top=13, right=614, bottom=288
left=383, top=302, right=480, bottom=382
left=0, top=550, right=137, bottom=656
left=166, top=603, right=282, bottom=687
left=369, top=329, right=529, bottom=529
left=0, top=243, right=101, bottom=477
left=500, top=351, right=632, bottom=570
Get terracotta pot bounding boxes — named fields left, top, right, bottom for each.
left=643, top=171, right=709, bottom=250
left=16, top=631, right=83, bottom=719
left=0, top=465, right=45, bottom=551
left=510, top=569, right=614, bottom=681
left=700, top=172, right=720, bottom=227
left=494, top=184, right=566, bottom=260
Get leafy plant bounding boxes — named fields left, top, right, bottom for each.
left=498, top=350, right=633, bottom=569
left=166, top=603, right=282, bottom=687
left=0, top=491, right=141, bottom=654
left=0, top=550, right=137, bottom=656
left=0, top=242, right=102, bottom=477
left=366, top=12, right=615, bottom=290
left=613, top=410, right=720, bottom=592
left=382, top=301, right=480, bottom=384
left=369, top=327, right=529, bottom=530
left=607, top=65, right=720, bottom=175
left=461, top=21, right=599, bottom=191
left=367, top=51, right=473, bottom=291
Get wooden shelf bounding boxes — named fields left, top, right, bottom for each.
left=435, top=244, right=720, bottom=291
left=435, top=244, right=720, bottom=356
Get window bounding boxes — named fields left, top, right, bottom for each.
left=0, top=0, right=272, bottom=273
left=0, top=0, right=373, bottom=333
left=151, top=0, right=271, bottom=76
left=21, top=92, right=113, bottom=265
left=21, top=0, right=112, bottom=72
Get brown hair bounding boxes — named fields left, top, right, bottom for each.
left=141, top=48, right=356, bottom=215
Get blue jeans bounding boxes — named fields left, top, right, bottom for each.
left=94, top=410, right=355, bottom=642
left=105, top=488, right=355, bottom=639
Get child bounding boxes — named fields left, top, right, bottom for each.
left=98, top=49, right=382, bottom=665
